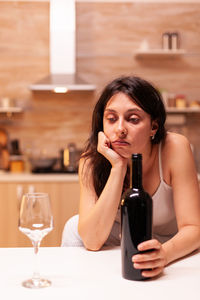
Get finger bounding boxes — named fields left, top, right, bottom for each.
left=97, top=132, right=110, bottom=151
left=141, top=267, right=163, bottom=278
left=132, top=250, right=161, bottom=262
left=98, top=131, right=108, bottom=144
left=138, top=239, right=161, bottom=251
left=133, top=258, right=163, bottom=270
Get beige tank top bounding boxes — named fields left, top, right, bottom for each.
left=106, top=143, right=178, bottom=246
left=152, top=143, right=177, bottom=243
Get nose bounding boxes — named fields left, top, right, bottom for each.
left=116, top=119, right=127, bottom=137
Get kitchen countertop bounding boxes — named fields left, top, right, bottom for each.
left=0, top=172, right=199, bottom=183
left=0, top=246, right=200, bottom=300
left=0, top=172, right=79, bottom=182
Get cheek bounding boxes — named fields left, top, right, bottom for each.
left=103, top=123, right=113, bottom=136
left=131, top=123, right=152, bottom=137
left=128, top=125, right=152, bottom=147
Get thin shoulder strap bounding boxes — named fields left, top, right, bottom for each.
left=158, top=142, right=163, bottom=180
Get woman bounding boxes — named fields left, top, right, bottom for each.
left=62, top=76, right=200, bottom=278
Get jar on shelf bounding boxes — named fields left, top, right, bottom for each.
left=175, top=94, right=187, bottom=108
left=167, top=93, right=176, bottom=107
left=9, top=139, right=24, bottom=173
left=10, top=155, right=24, bottom=173
left=63, top=143, right=78, bottom=173
left=189, top=100, right=200, bottom=108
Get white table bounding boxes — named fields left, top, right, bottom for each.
left=0, top=246, right=199, bottom=300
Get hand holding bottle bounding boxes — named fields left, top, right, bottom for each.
left=132, top=239, right=167, bottom=278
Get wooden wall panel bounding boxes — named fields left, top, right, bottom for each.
left=76, top=2, right=200, bottom=99
left=0, top=1, right=49, bottom=99
left=0, top=1, right=199, bottom=158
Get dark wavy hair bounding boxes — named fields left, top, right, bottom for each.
left=82, top=76, right=166, bottom=197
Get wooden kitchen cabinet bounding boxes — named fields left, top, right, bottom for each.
left=0, top=178, right=80, bottom=247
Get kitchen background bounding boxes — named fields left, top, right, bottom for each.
left=0, top=0, right=200, bottom=171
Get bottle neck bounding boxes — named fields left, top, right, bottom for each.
left=130, top=154, right=143, bottom=189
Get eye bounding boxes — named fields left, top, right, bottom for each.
left=105, top=114, right=117, bottom=123
left=129, top=116, right=140, bottom=124
left=107, top=117, right=116, bottom=123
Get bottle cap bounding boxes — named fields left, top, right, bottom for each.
left=132, top=153, right=142, bottom=160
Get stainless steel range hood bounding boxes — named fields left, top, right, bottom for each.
left=29, top=0, right=96, bottom=93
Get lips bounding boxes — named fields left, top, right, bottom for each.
left=112, top=140, right=130, bottom=146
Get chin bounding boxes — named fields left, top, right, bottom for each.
left=114, top=148, right=131, bottom=159
left=121, top=153, right=131, bottom=159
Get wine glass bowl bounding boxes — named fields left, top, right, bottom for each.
left=19, top=192, right=53, bottom=288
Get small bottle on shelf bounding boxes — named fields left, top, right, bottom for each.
left=171, top=32, right=179, bottom=50
left=162, top=32, right=170, bottom=50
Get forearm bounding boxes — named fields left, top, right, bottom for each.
left=163, top=225, right=200, bottom=265
left=79, top=166, right=126, bottom=251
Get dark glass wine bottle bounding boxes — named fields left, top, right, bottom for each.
left=121, top=153, right=152, bottom=281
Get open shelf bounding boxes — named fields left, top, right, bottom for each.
left=166, top=107, right=200, bottom=113
left=0, top=107, right=23, bottom=113
left=0, top=107, right=23, bottom=117
left=135, top=49, right=186, bottom=58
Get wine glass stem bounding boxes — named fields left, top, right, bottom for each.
left=33, top=241, right=41, bottom=281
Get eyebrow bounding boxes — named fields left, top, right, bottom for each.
left=104, top=108, right=143, bottom=113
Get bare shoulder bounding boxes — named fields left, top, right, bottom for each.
left=163, top=132, right=191, bottom=155
left=79, top=154, right=90, bottom=171
left=78, top=154, right=97, bottom=203
left=162, top=132, right=196, bottom=179
left=78, top=155, right=94, bottom=188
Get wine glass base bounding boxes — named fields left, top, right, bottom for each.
left=22, top=278, right=51, bottom=288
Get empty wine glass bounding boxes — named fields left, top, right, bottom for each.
left=18, top=192, right=54, bottom=288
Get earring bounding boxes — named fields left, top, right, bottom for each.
left=151, top=134, right=155, bottom=140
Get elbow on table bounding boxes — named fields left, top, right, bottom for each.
left=85, top=242, right=102, bottom=252
left=81, top=235, right=103, bottom=251
left=78, top=227, right=104, bottom=251
left=196, top=226, right=200, bottom=248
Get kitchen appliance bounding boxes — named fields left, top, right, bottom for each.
left=63, top=143, right=78, bottom=173
left=30, top=157, right=57, bottom=173
left=29, top=0, right=96, bottom=92
left=31, top=144, right=80, bottom=174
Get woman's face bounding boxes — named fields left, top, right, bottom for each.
left=103, top=92, right=157, bottom=158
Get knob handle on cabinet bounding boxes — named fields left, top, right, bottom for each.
left=17, top=185, right=24, bottom=209
left=16, top=185, right=23, bottom=201
left=28, top=185, right=35, bottom=193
